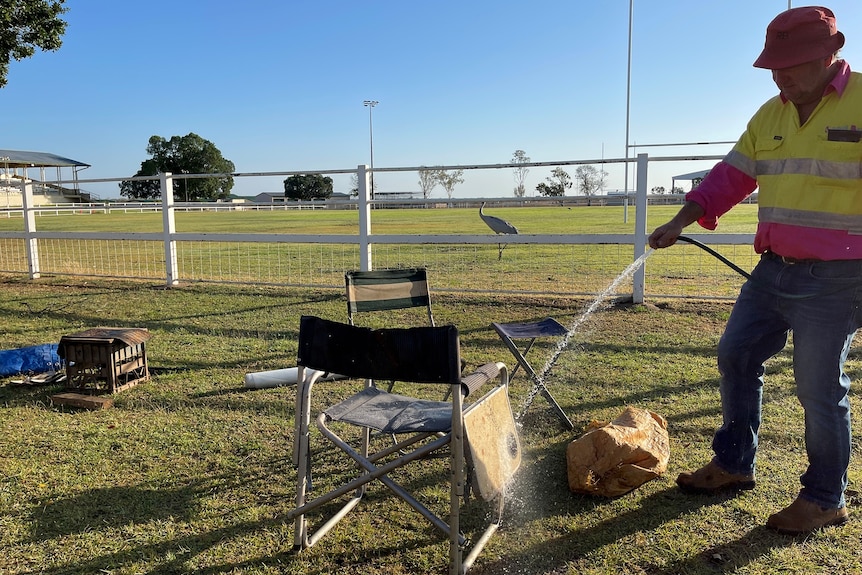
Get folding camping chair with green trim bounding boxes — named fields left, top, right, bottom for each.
left=345, top=267, right=435, bottom=328
left=491, top=317, right=574, bottom=430
left=289, top=315, right=521, bottom=575
left=346, top=267, right=454, bottom=396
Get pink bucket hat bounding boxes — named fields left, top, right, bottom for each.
left=753, top=6, right=845, bottom=69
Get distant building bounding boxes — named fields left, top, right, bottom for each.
left=376, top=191, right=419, bottom=200
left=253, top=192, right=286, bottom=203
left=671, top=169, right=711, bottom=192
left=252, top=191, right=353, bottom=203
left=0, top=149, right=92, bottom=206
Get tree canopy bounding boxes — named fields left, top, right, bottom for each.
left=119, top=134, right=236, bottom=201
left=0, top=0, right=67, bottom=88
left=575, top=165, right=607, bottom=197
left=417, top=167, right=439, bottom=199
left=536, top=167, right=572, bottom=197
left=511, top=150, right=530, bottom=197
left=434, top=169, right=464, bottom=199
left=284, top=174, right=333, bottom=201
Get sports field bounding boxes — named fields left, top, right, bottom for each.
left=0, top=203, right=761, bottom=299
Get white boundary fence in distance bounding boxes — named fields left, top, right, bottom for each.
left=0, top=154, right=757, bottom=302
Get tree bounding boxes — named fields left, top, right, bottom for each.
left=119, top=133, right=236, bottom=201
left=535, top=167, right=572, bottom=197
left=284, top=174, right=333, bottom=201
left=349, top=172, right=376, bottom=197
left=435, top=169, right=464, bottom=199
left=574, top=165, right=607, bottom=205
left=672, top=186, right=684, bottom=194
left=418, top=167, right=439, bottom=199
left=0, top=0, right=67, bottom=88
left=511, top=150, right=530, bottom=197
left=651, top=186, right=666, bottom=194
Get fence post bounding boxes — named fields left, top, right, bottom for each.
left=633, top=153, right=648, bottom=304
left=357, top=164, right=372, bottom=271
left=22, top=179, right=40, bottom=279
left=161, top=172, right=179, bottom=286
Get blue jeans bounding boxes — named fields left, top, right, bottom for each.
left=713, top=253, right=862, bottom=509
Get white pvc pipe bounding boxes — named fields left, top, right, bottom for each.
left=244, top=367, right=344, bottom=389
left=245, top=367, right=300, bottom=388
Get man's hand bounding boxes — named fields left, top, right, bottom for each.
left=648, top=223, right=683, bottom=249
left=648, top=201, right=706, bottom=249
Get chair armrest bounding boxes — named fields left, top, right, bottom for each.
left=460, top=361, right=506, bottom=398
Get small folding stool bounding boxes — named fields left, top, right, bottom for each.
left=491, top=317, right=574, bottom=429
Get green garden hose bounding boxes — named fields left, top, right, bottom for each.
left=677, top=235, right=752, bottom=280
left=675, top=235, right=859, bottom=300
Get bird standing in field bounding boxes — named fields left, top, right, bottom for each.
left=479, top=202, right=518, bottom=259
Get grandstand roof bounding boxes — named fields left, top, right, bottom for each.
left=0, top=149, right=90, bottom=169
left=671, top=169, right=710, bottom=181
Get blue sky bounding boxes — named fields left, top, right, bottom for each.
left=3, top=1, right=861, bottom=199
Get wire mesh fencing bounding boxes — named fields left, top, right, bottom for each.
left=0, top=235, right=756, bottom=300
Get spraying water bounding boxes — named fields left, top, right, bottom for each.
left=515, top=249, right=654, bottom=421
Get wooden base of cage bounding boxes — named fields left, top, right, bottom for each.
left=51, top=392, right=115, bottom=410
left=59, top=328, right=151, bottom=395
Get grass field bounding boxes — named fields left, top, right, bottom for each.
left=0, top=204, right=762, bottom=299
left=0, top=272, right=859, bottom=575
left=0, top=202, right=761, bottom=235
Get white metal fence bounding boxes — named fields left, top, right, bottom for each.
left=0, top=154, right=756, bottom=301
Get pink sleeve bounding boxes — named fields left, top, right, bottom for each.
left=684, top=161, right=757, bottom=230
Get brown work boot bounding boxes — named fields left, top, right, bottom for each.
left=766, top=496, right=849, bottom=535
left=676, top=459, right=756, bottom=495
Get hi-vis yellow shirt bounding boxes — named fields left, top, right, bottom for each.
left=725, top=70, right=862, bottom=236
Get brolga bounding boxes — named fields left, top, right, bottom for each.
left=479, top=202, right=519, bottom=260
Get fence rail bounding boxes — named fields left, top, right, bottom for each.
left=0, top=154, right=756, bottom=301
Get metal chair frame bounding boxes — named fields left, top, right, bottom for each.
left=491, top=317, right=574, bottom=430
left=289, top=316, right=519, bottom=575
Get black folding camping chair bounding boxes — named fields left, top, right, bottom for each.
left=289, top=315, right=521, bottom=575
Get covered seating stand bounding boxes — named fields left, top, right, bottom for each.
left=491, top=317, right=575, bottom=430
left=289, top=315, right=521, bottom=575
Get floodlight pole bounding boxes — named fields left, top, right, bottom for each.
left=181, top=169, right=189, bottom=202
left=624, top=0, right=633, bottom=196
left=363, top=100, right=378, bottom=199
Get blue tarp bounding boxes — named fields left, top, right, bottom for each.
left=0, top=344, right=62, bottom=376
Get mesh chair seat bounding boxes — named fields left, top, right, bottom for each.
left=492, top=317, right=568, bottom=339
left=324, top=386, right=453, bottom=434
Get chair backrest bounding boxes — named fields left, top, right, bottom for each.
left=345, top=268, right=434, bottom=326
left=297, top=315, right=461, bottom=385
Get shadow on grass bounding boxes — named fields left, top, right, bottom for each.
left=29, top=484, right=197, bottom=541
left=473, top=487, right=797, bottom=575
left=19, top=459, right=454, bottom=575
left=4, top=281, right=343, bottom=353
left=0, top=381, right=66, bottom=408
left=649, top=527, right=798, bottom=575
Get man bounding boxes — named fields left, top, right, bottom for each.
left=649, top=6, right=861, bottom=534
